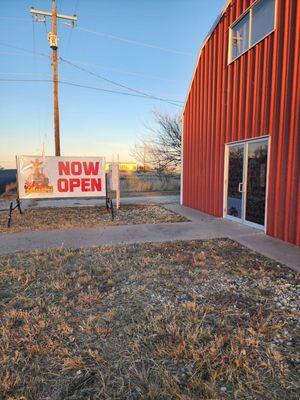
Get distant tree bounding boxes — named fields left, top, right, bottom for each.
left=0, top=166, right=4, bottom=170
left=148, top=110, right=182, bottom=173
left=131, top=110, right=182, bottom=173
left=130, top=138, right=154, bottom=172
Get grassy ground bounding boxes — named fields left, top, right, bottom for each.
left=0, top=204, right=187, bottom=234
left=0, top=239, right=299, bottom=399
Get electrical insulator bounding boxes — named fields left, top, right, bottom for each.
left=47, top=32, right=58, bottom=49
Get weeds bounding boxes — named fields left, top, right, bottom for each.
left=0, top=239, right=299, bottom=399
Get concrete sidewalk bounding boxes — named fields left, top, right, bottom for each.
left=0, top=203, right=299, bottom=272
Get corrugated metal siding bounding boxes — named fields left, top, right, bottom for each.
left=183, top=0, right=300, bottom=245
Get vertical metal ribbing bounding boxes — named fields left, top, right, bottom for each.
left=183, top=0, right=300, bottom=245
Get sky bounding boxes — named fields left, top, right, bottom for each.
left=0, top=0, right=225, bottom=168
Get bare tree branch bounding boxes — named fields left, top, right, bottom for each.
left=131, top=110, right=182, bottom=174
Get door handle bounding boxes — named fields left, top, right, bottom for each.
left=238, top=182, right=243, bottom=193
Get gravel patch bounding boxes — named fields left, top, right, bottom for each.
left=0, top=204, right=187, bottom=234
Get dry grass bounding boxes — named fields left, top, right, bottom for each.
left=0, top=239, right=299, bottom=399
left=0, top=204, right=187, bottom=234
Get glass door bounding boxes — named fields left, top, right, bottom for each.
left=226, top=144, right=245, bottom=220
left=225, top=138, right=269, bottom=229
left=245, top=139, right=268, bottom=226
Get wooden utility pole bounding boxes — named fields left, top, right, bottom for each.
left=51, top=1, right=60, bottom=156
left=30, top=1, right=78, bottom=156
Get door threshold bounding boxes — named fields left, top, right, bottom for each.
left=224, top=215, right=265, bottom=232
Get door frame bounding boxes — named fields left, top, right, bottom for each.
left=223, top=135, right=270, bottom=232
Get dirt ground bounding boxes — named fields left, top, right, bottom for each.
left=0, top=204, right=187, bottom=234
left=0, top=239, right=299, bottom=399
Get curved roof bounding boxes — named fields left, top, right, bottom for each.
left=183, top=0, right=231, bottom=113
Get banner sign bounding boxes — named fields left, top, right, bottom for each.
left=16, top=156, right=106, bottom=199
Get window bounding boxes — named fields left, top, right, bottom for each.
left=251, top=0, right=275, bottom=45
left=231, top=13, right=250, bottom=60
left=229, top=0, right=275, bottom=62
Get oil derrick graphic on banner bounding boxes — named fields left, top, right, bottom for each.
left=24, top=158, right=53, bottom=194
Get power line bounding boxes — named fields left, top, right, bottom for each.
left=1, top=48, right=176, bottom=83
left=59, top=57, right=184, bottom=105
left=74, top=0, right=80, bottom=15
left=0, top=78, right=182, bottom=107
left=0, top=72, right=51, bottom=76
left=32, top=15, right=38, bottom=67
left=0, top=16, right=192, bottom=56
left=58, top=0, right=64, bottom=13
left=31, top=3, right=44, bottom=152
left=66, top=59, right=177, bottom=83
left=65, top=24, right=74, bottom=54
left=76, top=26, right=193, bottom=56
left=0, top=17, right=29, bottom=22
left=0, top=40, right=184, bottom=105
left=0, top=41, right=49, bottom=58
left=65, top=0, right=79, bottom=54
left=44, top=19, right=49, bottom=35
left=0, top=51, right=41, bottom=57
left=0, top=41, right=183, bottom=103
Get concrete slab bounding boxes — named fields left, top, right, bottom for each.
left=0, top=202, right=299, bottom=272
left=0, top=222, right=225, bottom=255
left=233, top=232, right=300, bottom=272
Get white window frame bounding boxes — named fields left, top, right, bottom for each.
left=228, top=0, right=277, bottom=64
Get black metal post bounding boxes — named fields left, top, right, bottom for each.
left=17, top=198, right=23, bottom=214
left=105, top=173, right=109, bottom=211
left=110, top=199, right=114, bottom=221
left=6, top=198, right=23, bottom=228
left=8, top=202, right=13, bottom=227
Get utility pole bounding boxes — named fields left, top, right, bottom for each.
left=51, top=1, right=60, bottom=156
left=30, top=1, right=78, bottom=156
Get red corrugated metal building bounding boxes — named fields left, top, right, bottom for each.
left=182, top=0, right=300, bottom=246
